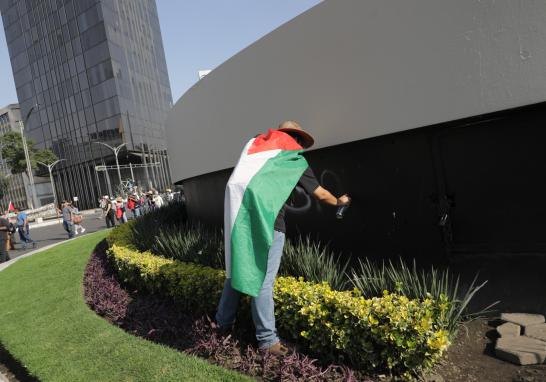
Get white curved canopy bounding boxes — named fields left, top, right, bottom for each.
left=166, top=0, right=546, bottom=182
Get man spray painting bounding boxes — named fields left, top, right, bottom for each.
left=215, top=121, right=350, bottom=355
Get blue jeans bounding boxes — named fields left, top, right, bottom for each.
left=216, top=231, right=285, bottom=349
left=63, top=221, right=74, bottom=238
left=17, top=225, right=34, bottom=248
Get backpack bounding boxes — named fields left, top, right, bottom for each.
left=73, top=214, right=82, bottom=224
left=116, top=207, right=123, bottom=219
left=127, top=198, right=135, bottom=210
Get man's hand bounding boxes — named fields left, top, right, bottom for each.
left=312, top=186, right=351, bottom=207
left=337, top=194, right=350, bottom=205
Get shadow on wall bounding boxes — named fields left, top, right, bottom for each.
left=182, top=102, right=546, bottom=265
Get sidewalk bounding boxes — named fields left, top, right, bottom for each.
left=28, top=209, right=101, bottom=230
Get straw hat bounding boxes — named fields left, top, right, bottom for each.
left=277, top=121, right=314, bottom=148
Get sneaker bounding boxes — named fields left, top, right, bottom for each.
left=264, top=341, right=289, bottom=356
left=74, top=231, right=78, bottom=235
left=81, top=228, right=86, bottom=233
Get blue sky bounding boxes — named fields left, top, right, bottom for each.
left=0, top=0, right=321, bottom=107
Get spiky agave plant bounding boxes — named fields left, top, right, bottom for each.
left=279, top=235, right=350, bottom=291
left=152, top=223, right=224, bottom=269
left=350, top=257, right=498, bottom=335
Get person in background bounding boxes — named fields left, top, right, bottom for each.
left=61, top=201, right=75, bottom=239
left=99, top=196, right=108, bottom=219
left=104, top=196, right=116, bottom=228
left=139, top=192, right=147, bottom=214
left=145, top=191, right=155, bottom=212
left=15, top=208, right=36, bottom=249
left=165, top=188, right=174, bottom=202
left=127, top=193, right=141, bottom=218
left=7, top=214, right=17, bottom=250
left=0, top=212, right=11, bottom=263
left=72, top=204, right=85, bottom=235
left=153, top=191, right=164, bottom=208
left=115, top=196, right=127, bottom=224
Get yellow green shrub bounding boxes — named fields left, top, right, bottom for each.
left=108, top=244, right=225, bottom=313
left=274, top=277, right=449, bottom=375
left=107, top=239, right=450, bottom=376
left=106, top=221, right=136, bottom=249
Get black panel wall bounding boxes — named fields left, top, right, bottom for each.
left=182, top=102, right=546, bottom=264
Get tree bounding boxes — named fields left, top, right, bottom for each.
left=0, top=174, right=10, bottom=202
left=34, top=149, right=58, bottom=167
left=0, top=131, right=58, bottom=174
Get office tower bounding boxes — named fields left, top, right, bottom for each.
left=1, top=0, right=173, bottom=209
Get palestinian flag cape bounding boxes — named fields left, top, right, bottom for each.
left=224, top=129, right=308, bottom=296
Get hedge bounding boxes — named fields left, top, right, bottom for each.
left=106, top=220, right=136, bottom=249
left=107, top=236, right=450, bottom=377
left=109, top=244, right=225, bottom=313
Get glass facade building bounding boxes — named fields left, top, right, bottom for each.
left=0, top=0, right=173, bottom=209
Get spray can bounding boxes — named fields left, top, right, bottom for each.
left=335, top=197, right=351, bottom=219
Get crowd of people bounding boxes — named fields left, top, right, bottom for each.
left=0, top=188, right=180, bottom=264
left=99, top=188, right=177, bottom=228
left=0, top=207, right=38, bottom=263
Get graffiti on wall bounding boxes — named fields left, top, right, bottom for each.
left=285, top=169, right=344, bottom=216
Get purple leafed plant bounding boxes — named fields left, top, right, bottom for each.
left=84, top=242, right=375, bottom=382
left=83, top=241, right=130, bottom=323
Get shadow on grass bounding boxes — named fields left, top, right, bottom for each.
left=0, top=342, right=39, bottom=382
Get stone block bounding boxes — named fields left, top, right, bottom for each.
left=496, top=322, right=521, bottom=337
left=495, top=336, right=546, bottom=365
left=525, top=323, right=546, bottom=342
left=501, top=313, right=545, bottom=327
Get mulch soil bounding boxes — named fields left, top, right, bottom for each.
left=433, top=319, right=546, bottom=382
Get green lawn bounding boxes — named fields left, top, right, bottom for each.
left=0, top=231, right=251, bottom=382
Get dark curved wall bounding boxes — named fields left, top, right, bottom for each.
left=182, top=102, right=546, bottom=263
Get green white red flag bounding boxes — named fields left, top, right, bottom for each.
left=224, top=129, right=308, bottom=296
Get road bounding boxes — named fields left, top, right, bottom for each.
left=8, top=211, right=109, bottom=261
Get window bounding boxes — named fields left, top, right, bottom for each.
left=90, top=77, right=116, bottom=103
left=77, top=5, right=102, bottom=33
left=81, top=22, right=106, bottom=51
left=81, top=89, right=92, bottom=107
left=93, top=97, right=119, bottom=122
left=84, top=41, right=109, bottom=68
left=5, top=19, right=22, bottom=43
left=78, top=72, right=89, bottom=90
left=87, top=60, right=113, bottom=86
left=75, top=54, right=85, bottom=73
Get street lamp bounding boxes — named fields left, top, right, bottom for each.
left=93, top=142, right=127, bottom=191
left=18, top=103, right=39, bottom=209
left=37, top=159, right=65, bottom=211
